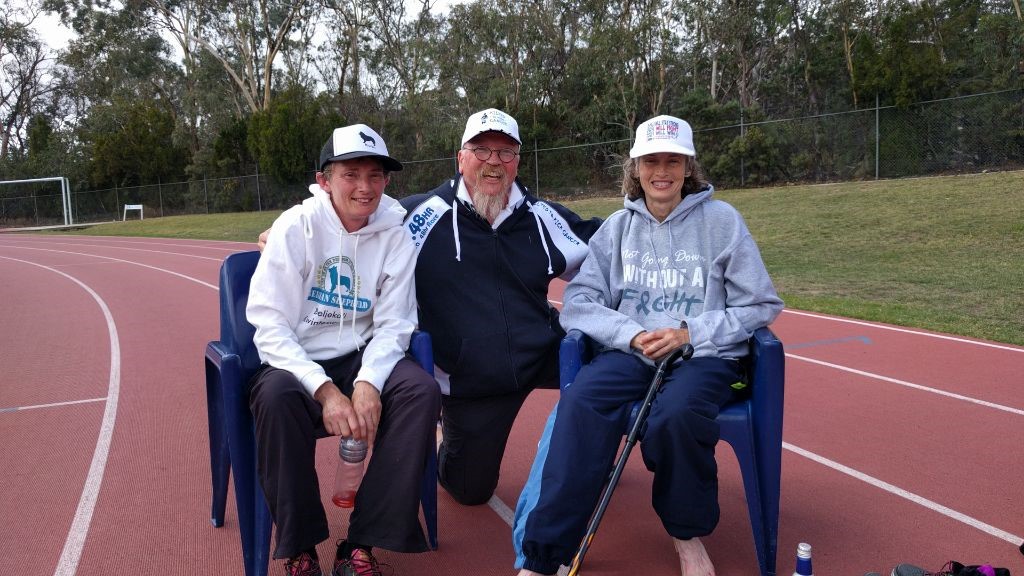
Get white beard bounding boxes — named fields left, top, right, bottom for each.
left=473, top=189, right=509, bottom=223
left=468, top=167, right=512, bottom=223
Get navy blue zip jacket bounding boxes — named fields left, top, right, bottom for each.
left=400, top=176, right=602, bottom=398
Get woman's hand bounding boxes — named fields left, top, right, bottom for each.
left=631, top=326, right=690, bottom=361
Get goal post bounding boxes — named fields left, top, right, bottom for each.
left=0, top=176, right=73, bottom=226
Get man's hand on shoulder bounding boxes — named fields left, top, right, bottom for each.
left=257, top=228, right=270, bottom=252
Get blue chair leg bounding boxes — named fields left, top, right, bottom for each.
left=720, top=410, right=770, bottom=576
left=205, top=354, right=230, bottom=528
left=221, top=360, right=259, bottom=576
left=254, top=492, right=272, bottom=576
left=422, top=443, right=439, bottom=550
left=757, top=427, right=781, bottom=576
left=410, top=330, right=439, bottom=550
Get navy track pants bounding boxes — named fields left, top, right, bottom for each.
left=517, top=350, right=742, bottom=575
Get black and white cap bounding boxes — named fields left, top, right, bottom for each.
left=319, top=124, right=403, bottom=172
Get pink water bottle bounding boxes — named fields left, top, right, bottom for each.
left=331, top=437, right=367, bottom=508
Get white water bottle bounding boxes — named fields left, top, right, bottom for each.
left=793, top=542, right=813, bottom=576
left=331, top=437, right=367, bottom=508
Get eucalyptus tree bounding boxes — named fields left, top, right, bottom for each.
left=104, top=0, right=315, bottom=115
left=319, top=0, right=370, bottom=103
left=190, top=0, right=312, bottom=113
left=438, top=0, right=538, bottom=113
left=1, top=2, right=58, bottom=164
left=362, top=0, right=444, bottom=153
left=52, top=4, right=189, bottom=187
left=118, top=0, right=225, bottom=157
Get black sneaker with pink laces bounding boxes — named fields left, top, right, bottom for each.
left=284, top=550, right=322, bottom=576
left=333, top=540, right=389, bottom=576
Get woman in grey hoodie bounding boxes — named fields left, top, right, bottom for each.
left=516, top=115, right=784, bottom=576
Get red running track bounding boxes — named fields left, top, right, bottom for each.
left=1, top=234, right=1021, bottom=576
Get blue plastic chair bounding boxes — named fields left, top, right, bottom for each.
left=205, top=250, right=439, bottom=576
left=558, top=327, right=785, bottom=576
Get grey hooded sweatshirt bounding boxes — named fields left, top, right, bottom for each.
left=560, top=185, right=783, bottom=361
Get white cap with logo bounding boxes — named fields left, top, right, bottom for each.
left=461, top=108, right=522, bottom=145
left=629, top=115, right=696, bottom=159
left=319, top=124, right=403, bottom=172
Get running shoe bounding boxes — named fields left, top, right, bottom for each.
left=333, top=545, right=388, bottom=576
left=285, top=551, right=322, bottom=576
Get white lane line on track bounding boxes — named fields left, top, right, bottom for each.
left=488, top=495, right=517, bottom=526
left=0, top=246, right=219, bottom=290
left=551, top=297, right=1022, bottom=414
left=0, top=397, right=106, bottom=413
left=2, top=236, right=253, bottom=251
left=547, top=299, right=1023, bottom=354
left=787, top=353, right=1024, bottom=416
left=782, top=309, right=1024, bottom=353
left=0, top=241, right=225, bottom=261
left=784, top=442, right=1024, bottom=546
left=0, top=256, right=122, bottom=576
left=489, top=441, right=1024, bottom=550
left=9, top=247, right=1019, bottom=557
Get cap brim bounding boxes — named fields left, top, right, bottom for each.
left=629, top=142, right=696, bottom=159
left=322, top=151, right=403, bottom=172
left=462, top=129, right=522, bottom=146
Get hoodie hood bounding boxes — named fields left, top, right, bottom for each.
left=247, top=182, right=419, bottom=397
left=561, top=181, right=783, bottom=362
left=623, top=185, right=714, bottom=224
left=304, top=184, right=408, bottom=349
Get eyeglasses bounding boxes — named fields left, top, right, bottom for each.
left=463, top=145, right=519, bottom=163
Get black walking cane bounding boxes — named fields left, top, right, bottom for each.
left=566, top=342, right=695, bottom=576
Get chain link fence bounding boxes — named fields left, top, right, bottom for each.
left=3, top=89, right=1021, bottom=227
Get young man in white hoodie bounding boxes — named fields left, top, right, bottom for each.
left=247, top=124, right=441, bottom=576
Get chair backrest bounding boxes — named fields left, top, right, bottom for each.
left=218, top=250, right=263, bottom=373
left=748, top=326, right=785, bottom=450
left=560, top=326, right=784, bottom=404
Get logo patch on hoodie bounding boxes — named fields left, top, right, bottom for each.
left=404, top=196, right=450, bottom=254
left=308, top=256, right=371, bottom=312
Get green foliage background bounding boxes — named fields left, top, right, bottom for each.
left=45, top=170, right=1024, bottom=347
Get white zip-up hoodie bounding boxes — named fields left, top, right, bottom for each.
left=247, top=185, right=417, bottom=396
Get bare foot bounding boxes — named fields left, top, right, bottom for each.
left=674, top=537, right=716, bottom=576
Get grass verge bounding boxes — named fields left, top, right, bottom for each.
left=36, top=171, right=1024, bottom=345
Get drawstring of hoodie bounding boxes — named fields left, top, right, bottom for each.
left=351, top=234, right=360, bottom=351
left=527, top=201, right=554, bottom=275
left=337, top=231, right=363, bottom=351
left=451, top=197, right=462, bottom=262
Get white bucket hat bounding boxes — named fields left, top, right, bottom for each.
left=629, top=115, right=696, bottom=158
left=461, top=108, right=522, bottom=145
left=319, top=124, right=403, bottom=171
